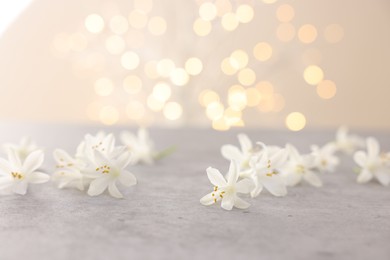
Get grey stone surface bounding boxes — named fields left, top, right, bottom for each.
left=0, top=123, right=389, bottom=260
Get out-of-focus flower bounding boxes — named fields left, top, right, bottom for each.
left=281, top=144, right=322, bottom=187
left=121, top=128, right=175, bottom=165
left=221, top=134, right=260, bottom=171
left=311, top=143, right=339, bottom=173
left=354, top=137, right=390, bottom=186
left=334, top=126, right=365, bottom=154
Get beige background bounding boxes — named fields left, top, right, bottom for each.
left=0, top=0, right=389, bottom=130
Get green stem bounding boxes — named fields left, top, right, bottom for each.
left=154, top=146, right=177, bottom=161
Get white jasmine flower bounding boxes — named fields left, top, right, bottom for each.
left=241, top=143, right=288, bottom=198
left=52, top=149, right=85, bottom=190
left=334, top=126, right=365, bottom=154
left=120, top=128, right=156, bottom=165
left=76, top=132, right=122, bottom=161
left=311, top=143, right=340, bottom=173
left=84, top=148, right=136, bottom=198
left=353, top=137, right=390, bottom=186
left=221, top=134, right=260, bottom=171
left=200, top=160, right=254, bottom=210
left=3, top=137, right=40, bottom=162
left=281, top=144, right=322, bottom=187
left=0, top=150, right=49, bottom=195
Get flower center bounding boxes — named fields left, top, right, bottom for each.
left=296, top=165, right=305, bottom=174
left=96, top=165, right=111, bottom=174
left=92, top=142, right=106, bottom=152
left=211, top=186, right=226, bottom=203
left=11, top=172, right=24, bottom=180
left=266, top=170, right=278, bottom=177
left=322, top=159, right=328, bottom=166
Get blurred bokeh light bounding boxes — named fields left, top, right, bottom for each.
left=0, top=0, right=390, bottom=131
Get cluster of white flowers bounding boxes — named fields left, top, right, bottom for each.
left=0, top=128, right=172, bottom=198
left=53, top=128, right=172, bottom=198
left=200, top=127, right=389, bottom=211
left=0, top=138, right=49, bottom=195
left=1, top=126, right=388, bottom=203
left=52, top=131, right=137, bottom=198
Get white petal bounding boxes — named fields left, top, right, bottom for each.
left=115, top=151, right=132, bottom=169
left=221, top=194, right=234, bottom=210
left=250, top=179, right=263, bottom=198
left=238, top=134, right=252, bottom=152
left=235, top=178, right=254, bottom=194
left=120, top=131, right=138, bottom=147
left=108, top=182, right=123, bottom=198
left=353, top=151, right=367, bottom=167
left=28, top=172, right=50, bottom=184
left=53, top=149, right=73, bottom=163
left=82, top=168, right=101, bottom=178
left=286, top=144, right=301, bottom=162
left=336, top=126, right=348, bottom=140
left=75, top=141, right=86, bottom=158
left=138, top=128, right=149, bottom=142
left=118, top=170, right=137, bottom=187
left=22, top=150, right=44, bottom=173
left=206, top=167, right=227, bottom=187
left=270, top=148, right=289, bottom=168
left=13, top=181, right=28, bottom=195
left=283, top=171, right=302, bottom=187
left=227, top=160, right=239, bottom=184
left=323, top=142, right=337, bottom=154
left=87, top=177, right=109, bottom=196
left=76, top=180, right=85, bottom=191
left=0, top=177, right=13, bottom=190
left=357, top=169, right=373, bottom=183
left=0, top=158, right=11, bottom=175
left=367, top=137, right=380, bottom=158
left=104, top=134, right=116, bottom=154
left=200, top=192, right=215, bottom=206
left=375, top=170, right=390, bottom=186
left=304, top=171, right=323, bottom=187
left=233, top=196, right=250, bottom=209
left=57, top=179, right=73, bottom=189
left=7, top=149, right=22, bottom=168
left=92, top=149, right=110, bottom=165
left=261, top=174, right=287, bottom=196
left=221, top=145, right=244, bottom=162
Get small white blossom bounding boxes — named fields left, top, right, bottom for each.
left=200, top=160, right=254, bottom=210
left=334, top=126, right=365, bottom=154
left=241, top=143, right=288, bottom=198
left=311, top=143, right=340, bottom=173
left=3, top=137, right=40, bottom=162
left=281, top=144, right=322, bottom=187
left=221, top=134, right=260, bottom=171
left=52, top=149, right=85, bottom=190
left=76, top=132, right=123, bottom=161
left=83, top=145, right=136, bottom=199
left=0, top=149, right=49, bottom=195
left=120, top=128, right=156, bottom=165
left=354, top=137, right=390, bottom=186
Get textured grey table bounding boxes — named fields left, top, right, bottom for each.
left=0, top=123, right=389, bottom=260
